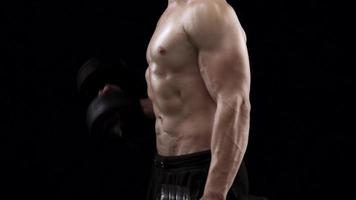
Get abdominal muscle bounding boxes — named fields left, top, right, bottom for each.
left=148, top=63, right=216, bottom=156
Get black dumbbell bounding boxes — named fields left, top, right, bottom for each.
left=77, top=57, right=129, bottom=105
left=77, top=57, right=145, bottom=138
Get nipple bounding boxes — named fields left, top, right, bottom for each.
left=158, top=47, right=167, bottom=55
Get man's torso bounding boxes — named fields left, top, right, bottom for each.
left=146, top=1, right=217, bottom=156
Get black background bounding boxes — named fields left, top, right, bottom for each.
left=3, top=0, right=354, bottom=199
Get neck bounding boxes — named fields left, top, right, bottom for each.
left=169, top=0, right=222, bottom=3
left=168, top=0, right=189, bottom=4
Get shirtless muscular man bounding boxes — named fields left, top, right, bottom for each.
left=144, top=0, right=251, bottom=199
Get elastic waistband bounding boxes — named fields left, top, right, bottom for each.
left=154, top=150, right=211, bottom=169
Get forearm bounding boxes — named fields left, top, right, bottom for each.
left=201, top=97, right=250, bottom=200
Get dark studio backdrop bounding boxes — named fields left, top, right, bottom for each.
left=2, top=0, right=354, bottom=200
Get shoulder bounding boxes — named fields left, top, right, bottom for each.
left=186, top=0, right=231, bottom=11
left=185, top=0, right=232, bottom=23
left=183, top=0, right=243, bottom=47
left=183, top=0, right=240, bottom=33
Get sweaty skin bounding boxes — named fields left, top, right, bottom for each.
left=146, top=0, right=251, bottom=199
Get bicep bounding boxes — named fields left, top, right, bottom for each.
left=198, top=33, right=250, bottom=103
left=184, top=3, right=250, bottom=101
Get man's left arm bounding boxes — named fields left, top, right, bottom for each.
left=184, top=2, right=251, bottom=199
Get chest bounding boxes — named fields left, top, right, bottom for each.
left=146, top=8, right=196, bottom=68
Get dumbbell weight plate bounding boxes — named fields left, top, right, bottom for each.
left=87, top=91, right=134, bottom=137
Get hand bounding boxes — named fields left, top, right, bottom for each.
left=98, top=84, right=154, bottom=118
left=139, top=98, right=154, bottom=118
left=98, top=84, right=122, bottom=96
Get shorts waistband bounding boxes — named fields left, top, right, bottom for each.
left=154, top=150, right=211, bottom=169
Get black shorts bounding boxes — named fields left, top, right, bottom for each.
left=146, top=150, right=249, bottom=200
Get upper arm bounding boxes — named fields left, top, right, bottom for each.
left=184, top=1, right=250, bottom=105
